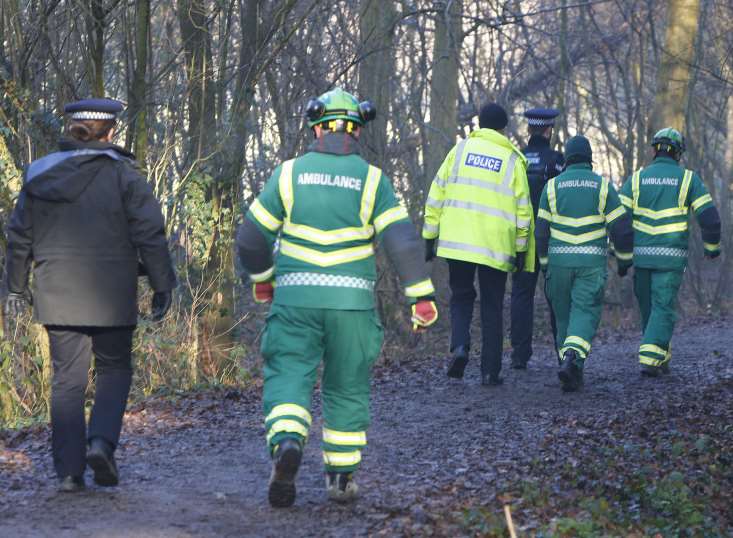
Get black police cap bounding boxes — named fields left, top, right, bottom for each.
left=524, top=107, right=560, bottom=127
left=64, top=99, right=124, bottom=120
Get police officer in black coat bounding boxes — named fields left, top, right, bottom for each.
left=509, top=108, right=564, bottom=369
left=3, top=99, right=177, bottom=492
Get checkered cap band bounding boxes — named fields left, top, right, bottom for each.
left=276, top=272, right=375, bottom=291
left=634, top=247, right=687, bottom=258
left=528, top=117, right=554, bottom=126
left=70, top=111, right=117, bottom=120
left=549, top=245, right=606, bottom=256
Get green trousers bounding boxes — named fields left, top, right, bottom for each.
left=633, top=268, right=683, bottom=367
left=260, top=304, right=384, bottom=473
left=545, top=265, right=607, bottom=365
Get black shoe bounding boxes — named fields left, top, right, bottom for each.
left=640, top=364, right=661, bottom=378
left=87, top=437, right=119, bottom=487
left=481, top=374, right=503, bottom=386
left=58, top=475, right=85, bottom=493
left=558, top=350, right=583, bottom=392
left=510, top=357, right=528, bottom=370
left=447, top=346, right=469, bottom=379
left=326, top=472, right=359, bottom=503
left=268, top=438, right=302, bottom=508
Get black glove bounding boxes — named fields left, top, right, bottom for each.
left=4, top=292, right=29, bottom=334
left=515, top=251, right=527, bottom=273
left=618, top=264, right=629, bottom=277
left=151, top=291, right=172, bottom=322
left=425, top=238, right=436, bottom=262
left=137, top=261, right=149, bottom=277
left=704, top=250, right=721, bottom=260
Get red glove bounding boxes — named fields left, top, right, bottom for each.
left=411, top=298, right=438, bottom=332
left=252, top=281, right=275, bottom=304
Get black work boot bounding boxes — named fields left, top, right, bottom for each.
left=326, top=472, right=358, bottom=503
left=640, top=364, right=661, bottom=377
left=268, top=438, right=303, bottom=508
left=510, top=356, right=528, bottom=370
left=558, top=350, right=583, bottom=392
left=87, top=437, right=119, bottom=487
left=481, top=374, right=504, bottom=386
left=58, top=475, right=85, bottom=493
left=446, top=345, right=469, bottom=379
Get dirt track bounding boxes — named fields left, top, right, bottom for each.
left=1, top=314, right=731, bottom=537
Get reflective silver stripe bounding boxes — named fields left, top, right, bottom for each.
left=502, top=152, right=519, bottom=187
left=426, top=196, right=443, bottom=209
left=517, top=197, right=530, bottom=207
left=450, top=175, right=515, bottom=196
left=549, top=245, right=606, bottom=256
left=633, top=247, right=687, bottom=258
left=452, top=140, right=468, bottom=179
left=516, top=218, right=531, bottom=228
left=423, top=222, right=439, bottom=234
left=434, top=174, right=447, bottom=189
left=443, top=199, right=516, bottom=224
left=438, top=239, right=515, bottom=264
left=276, top=272, right=375, bottom=290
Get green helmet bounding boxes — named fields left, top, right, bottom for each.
left=305, top=87, right=376, bottom=128
left=651, top=127, right=685, bottom=155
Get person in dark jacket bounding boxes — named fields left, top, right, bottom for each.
left=3, top=99, right=176, bottom=492
left=509, top=108, right=565, bottom=369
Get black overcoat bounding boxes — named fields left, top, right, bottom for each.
left=4, top=139, right=176, bottom=326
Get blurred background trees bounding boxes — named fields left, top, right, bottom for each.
left=1, top=0, right=731, bottom=424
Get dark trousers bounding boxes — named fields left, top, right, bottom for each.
left=447, top=259, right=508, bottom=378
left=47, top=325, right=135, bottom=478
left=510, top=268, right=540, bottom=363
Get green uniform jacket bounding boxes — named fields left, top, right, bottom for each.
left=422, top=128, right=535, bottom=273
left=536, top=163, right=632, bottom=268
left=619, top=156, right=721, bottom=270
left=245, top=137, right=434, bottom=310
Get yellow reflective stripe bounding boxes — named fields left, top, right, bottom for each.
left=360, top=165, right=381, bottom=225
left=548, top=178, right=557, bottom=214
left=374, top=205, right=409, bottom=233
left=605, top=205, right=626, bottom=224
left=615, top=251, right=633, bottom=261
left=552, top=214, right=605, bottom=227
left=422, top=222, right=439, bottom=238
left=632, top=220, right=688, bottom=235
left=639, top=344, right=667, bottom=357
left=678, top=170, right=692, bottom=208
left=704, top=242, right=720, bottom=251
left=249, top=199, right=282, bottom=232
left=565, top=335, right=591, bottom=352
left=550, top=227, right=607, bottom=244
left=280, top=239, right=374, bottom=267
left=283, top=221, right=374, bottom=245
left=279, top=159, right=295, bottom=216
left=266, top=403, right=312, bottom=425
left=322, top=428, right=367, bottom=446
left=631, top=170, right=641, bottom=209
left=619, top=194, right=632, bottom=208
left=250, top=266, right=274, bottom=283
left=323, top=450, right=362, bottom=467
left=633, top=206, right=687, bottom=219
left=405, top=279, right=435, bottom=298
left=266, top=419, right=309, bottom=443
left=537, top=208, right=552, bottom=221
left=599, top=176, right=609, bottom=214
left=691, top=193, right=712, bottom=211
left=639, top=355, right=664, bottom=367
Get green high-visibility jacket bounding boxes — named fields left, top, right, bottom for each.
left=422, top=128, right=534, bottom=273
left=246, top=145, right=434, bottom=309
left=536, top=163, right=631, bottom=268
left=619, top=156, right=721, bottom=270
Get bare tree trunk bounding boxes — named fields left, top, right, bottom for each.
left=713, top=95, right=733, bottom=309
left=127, top=0, right=150, bottom=163
left=650, top=0, right=701, bottom=131
left=424, top=0, right=462, bottom=186
left=358, top=0, right=397, bottom=170
left=88, top=0, right=106, bottom=97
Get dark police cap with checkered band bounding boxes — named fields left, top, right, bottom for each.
left=524, top=107, right=560, bottom=127
left=64, top=99, right=124, bottom=121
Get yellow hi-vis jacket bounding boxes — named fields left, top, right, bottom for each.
left=422, top=128, right=535, bottom=272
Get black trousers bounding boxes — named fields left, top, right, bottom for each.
left=510, top=267, right=558, bottom=363
left=447, top=259, right=508, bottom=378
left=46, top=325, right=135, bottom=478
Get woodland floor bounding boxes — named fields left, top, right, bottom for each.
left=1, top=310, right=731, bottom=537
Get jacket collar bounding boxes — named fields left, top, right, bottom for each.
left=307, top=132, right=361, bottom=156
left=469, top=129, right=527, bottom=164
left=652, top=156, right=680, bottom=166
left=58, top=137, right=135, bottom=159
left=565, top=162, right=593, bottom=171
left=527, top=134, right=551, bottom=148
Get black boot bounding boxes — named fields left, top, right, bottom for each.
left=268, top=438, right=303, bottom=508
left=446, top=345, right=469, bottom=379
left=481, top=374, right=504, bottom=386
left=87, top=437, right=119, bottom=487
left=558, top=350, right=583, bottom=392
left=640, top=364, right=661, bottom=377
left=510, top=356, right=528, bottom=370
left=325, top=472, right=359, bottom=503
left=58, top=475, right=85, bottom=493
